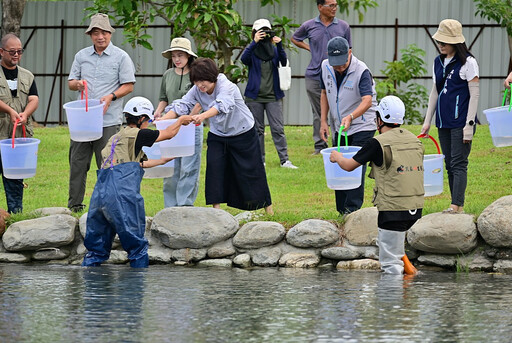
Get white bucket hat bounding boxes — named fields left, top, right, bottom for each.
left=432, top=19, right=465, bottom=44
left=85, top=13, right=115, bottom=34
left=161, top=37, right=197, bottom=59
left=252, top=18, right=272, bottom=31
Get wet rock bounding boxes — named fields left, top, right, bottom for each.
left=149, top=247, right=172, bottom=264
left=478, top=196, right=512, bottom=248
left=2, top=214, right=77, bottom=251
left=171, top=248, right=207, bottom=262
left=279, top=252, right=320, bottom=268
left=321, top=246, right=361, bottom=260
left=0, top=252, right=30, bottom=263
left=250, top=246, right=281, bottom=267
left=233, top=254, right=251, bottom=268
left=32, top=207, right=72, bottom=216
left=106, top=250, right=128, bottom=264
left=32, top=247, right=70, bottom=260
left=343, top=207, right=378, bottom=246
left=286, top=219, right=339, bottom=248
left=151, top=207, right=238, bottom=249
left=493, top=249, right=512, bottom=260
left=207, top=239, right=236, bottom=258
left=197, top=259, right=233, bottom=268
left=493, top=260, right=512, bottom=274
left=336, top=258, right=380, bottom=271
left=407, top=213, right=477, bottom=254
left=456, top=252, right=494, bottom=272
left=233, top=221, right=285, bottom=249
left=417, top=254, right=456, bottom=268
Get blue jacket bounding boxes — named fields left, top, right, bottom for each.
left=434, top=55, right=470, bottom=129
left=241, top=40, right=287, bottom=100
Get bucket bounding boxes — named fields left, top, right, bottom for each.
left=0, top=125, right=40, bottom=179
left=155, top=119, right=195, bottom=158
left=142, top=142, right=175, bottom=179
left=63, top=99, right=104, bottom=142
left=320, top=146, right=362, bottom=190
left=483, top=88, right=512, bottom=147
left=418, top=134, right=444, bottom=197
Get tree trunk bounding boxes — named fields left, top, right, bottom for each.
left=2, top=0, right=27, bottom=38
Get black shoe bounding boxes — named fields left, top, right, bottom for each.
left=69, top=204, right=86, bottom=213
left=311, top=149, right=321, bottom=155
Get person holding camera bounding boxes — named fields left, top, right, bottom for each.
left=241, top=19, right=297, bottom=169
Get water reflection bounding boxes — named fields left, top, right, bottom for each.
left=1, top=265, right=512, bottom=342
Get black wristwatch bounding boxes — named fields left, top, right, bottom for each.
left=111, top=92, right=117, bottom=101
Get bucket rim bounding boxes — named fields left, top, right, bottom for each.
left=320, top=146, right=361, bottom=155
left=63, top=98, right=103, bottom=110
left=483, top=105, right=512, bottom=114
left=0, top=137, right=40, bottom=145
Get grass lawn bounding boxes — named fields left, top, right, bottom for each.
left=3, top=124, right=511, bottom=227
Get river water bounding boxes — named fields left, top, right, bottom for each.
left=1, top=264, right=511, bottom=343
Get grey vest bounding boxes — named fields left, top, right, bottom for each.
left=321, top=56, right=377, bottom=136
left=369, top=128, right=425, bottom=211
left=0, top=66, right=34, bottom=138
left=101, top=126, right=146, bottom=168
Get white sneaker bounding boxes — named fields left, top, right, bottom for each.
left=281, top=160, right=298, bottom=169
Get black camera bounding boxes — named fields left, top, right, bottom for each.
left=261, top=30, right=276, bottom=38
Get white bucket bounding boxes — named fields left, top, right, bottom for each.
left=320, top=147, right=362, bottom=190
left=142, top=142, right=174, bottom=179
left=0, top=138, right=41, bottom=179
left=483, top=105, right=512, bottom=147
left=154, top=119, right=195, bottom=158
left=423, top=154, right=444, bottom=196
left=63, top=99, right=103, bottom=142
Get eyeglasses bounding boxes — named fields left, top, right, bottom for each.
left=436, top=41, right=446, bottom=47
left=2, top=49, right=24, bottom=56
left=322, top=3, right=338, bottom=9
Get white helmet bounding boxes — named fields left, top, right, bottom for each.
left=376, top=95, right=405, bottom=125
left=123, top=96, right=154, bottom=121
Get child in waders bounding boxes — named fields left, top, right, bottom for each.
left=82, top=96, right=193, bottom=268
left=329, top=95, right=424, bottom=274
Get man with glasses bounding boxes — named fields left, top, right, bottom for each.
left=291, top=0, right=351, bottom=155
left=0, top=33, right=39, bottom=213
left=67, top=13, right=136, bottom=213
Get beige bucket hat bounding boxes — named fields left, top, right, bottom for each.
left=162, top=37, right=197, bottom=59
left=85, top=13, right=115, bottom=34
left=432, top=19, right=465, bottom=44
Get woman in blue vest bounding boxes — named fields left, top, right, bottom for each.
left=420, top=19, right=479, bottom=214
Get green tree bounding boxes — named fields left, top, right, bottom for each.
left=474, top=0, right=512, bottom=69
left=375, top=44, right=428, bottom=124
left=337, top=0, right=379, bottom=23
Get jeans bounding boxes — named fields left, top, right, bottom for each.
left=163, top=124, right=203, bottom=207
left=0, top=155, right=24, bottom=213
left=68, top=125, right=120, bottom=209
left=246, top=100, right=289, bottom=164
left=438, top=127, right=472, bottom=207
left=334, top=129, right=376, bottom=214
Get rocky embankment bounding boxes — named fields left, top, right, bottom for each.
left=1, top=196, right=512, bottom=273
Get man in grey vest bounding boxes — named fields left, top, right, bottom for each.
left=319, top=36, right=376, bottom=215
left=0, top=34, right=39, bottom=213
left=67, top=13, right=136, bottom=213
left=329, top=96, right=424, bottom=274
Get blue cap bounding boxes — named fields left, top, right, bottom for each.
left=327, top=37, right=349, bottom=66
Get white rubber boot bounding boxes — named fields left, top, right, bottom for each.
left=378, top=228, right=406, bottom=274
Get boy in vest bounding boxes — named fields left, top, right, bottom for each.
left=82, top=97, right=192, bottom=268
left=329, top=96, right=424, bottom=274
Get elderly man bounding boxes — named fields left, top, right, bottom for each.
left=291, top=0, right=351, bottom=155
left=67, top=13, right=136, bottom=212
left=0, top=33, right=39, bottom=213
left=320, top=36, right=377, bottom=216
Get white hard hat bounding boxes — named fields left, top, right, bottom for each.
left=123, top=96, right=154, bottom=121
left=377, top=95, right=405, bottom=125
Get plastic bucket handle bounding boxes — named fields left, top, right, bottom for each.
left=417, top=133, right=441, bottom=154
left=336, top=125, right=349, bottom=152
left=11, top=119, right=26, bottom=148
left=80, top=80, right=88, bottom=112
left=502, top=88, right=512, bottom=112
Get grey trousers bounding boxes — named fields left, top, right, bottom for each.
left=305, top=77, right=329, bottom=151
left=68, top=125, right=120, bottom=208
left=246, top=100, right=289, bottom=164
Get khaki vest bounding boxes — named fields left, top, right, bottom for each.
left=0, top=66, right=35, bottom=138
left=101, top=126, right=146, bottom=168
left=369, top=128, right=424, bottom=211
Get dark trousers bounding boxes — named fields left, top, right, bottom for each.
left=438, top=127, right=472, bottom=207
left=334, top=130, right=375, bottom=214
left=0, top=156, right=24, bottom=213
